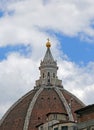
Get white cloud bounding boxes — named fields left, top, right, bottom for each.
left=0, top=53, right=39, bottom=118
left=58, top=60, right=94, bottom=105
left=0, top=0, right=94, bottom=46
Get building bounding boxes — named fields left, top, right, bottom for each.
left=75, top=104, right=94, bottom=130
left=36, top=112, right=77, bottom=130
left=0, top=40, right=85, bottom=130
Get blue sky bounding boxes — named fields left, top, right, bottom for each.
left=0, top=44, right=31, bottom=61
left=59, top=35, right=94, bottom=65
left=0, top=0, right=94, bottom=119
left=0, top=10, right=4, bottom=17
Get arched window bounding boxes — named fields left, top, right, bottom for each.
left=48, top=72, right=50, bottom=76
left=43, top=73, right=44, bottom=78
left=47, top=72, right=50, bottom=84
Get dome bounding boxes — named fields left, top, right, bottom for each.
left=0, top=87, right=85, bottom=130
left=0, top=40, right=85, bottom=130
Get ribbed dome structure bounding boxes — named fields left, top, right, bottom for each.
left=0, top=40, right=85, bottom=130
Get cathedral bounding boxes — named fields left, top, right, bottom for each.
left=0, top=40, right=93, bottom=130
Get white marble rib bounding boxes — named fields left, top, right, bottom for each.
left=23, top=87, right=44, bottom=130
left=54, top=87, right=74, bottom=121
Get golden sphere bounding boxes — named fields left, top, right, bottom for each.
left=46, top=39, right=51, bottom=48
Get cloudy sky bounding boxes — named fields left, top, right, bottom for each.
left=0, top=0, right=94, bottom=119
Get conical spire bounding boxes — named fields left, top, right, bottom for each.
left=41, top=39, right=57, bottom=69
left=43, top=39, right=54, bottom=63
left=35, top=39, right=62, bottom=87
left=43, top=47, right=54, bottom=62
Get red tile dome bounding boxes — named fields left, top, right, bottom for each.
left=0, top=87, right=85, bottom=130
